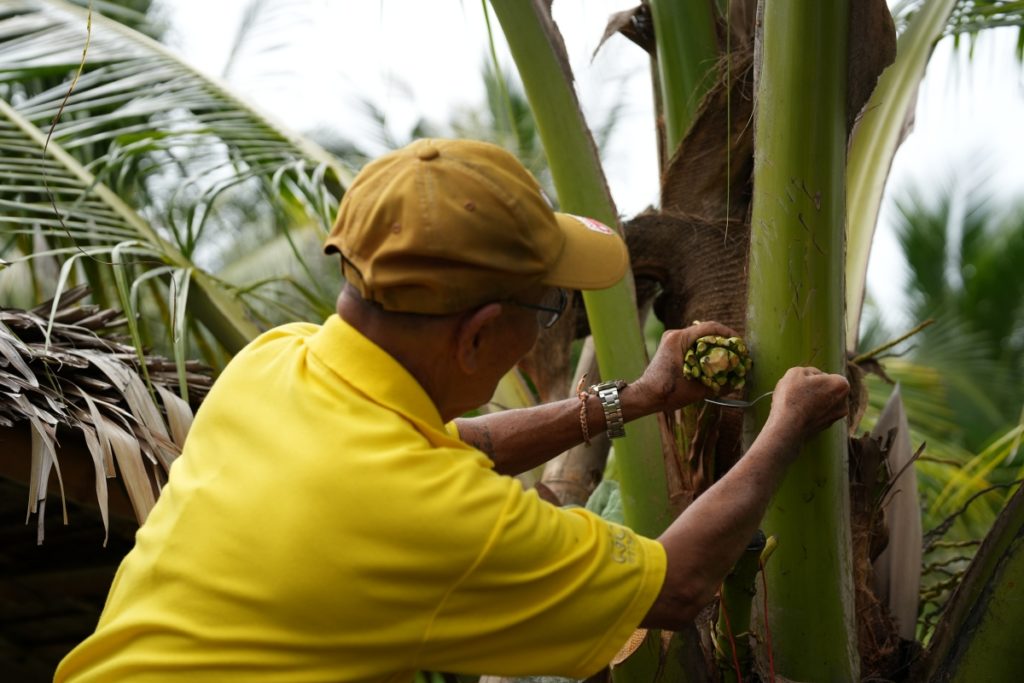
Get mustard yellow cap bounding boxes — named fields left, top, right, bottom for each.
left=324, top=138, right=628, bottom=314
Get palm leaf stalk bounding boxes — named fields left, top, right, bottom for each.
left=647, top=0, right=721, bottom=153
left=0, top=0, right=347, bottom=361
left=744, top=0, right=858, bottom=680
left=486, top=0, right=672, bottom=538
left=918, top=479, right=1024, bottom=680
left=486, top=4, right=687, bottom=679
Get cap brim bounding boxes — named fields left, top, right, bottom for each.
left=543, top=213, right=629, bottom=290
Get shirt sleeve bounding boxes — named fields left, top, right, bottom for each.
left=414, top=474, right=666, bottom=679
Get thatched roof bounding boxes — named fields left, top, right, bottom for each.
left=1, top=287, right=212, bottom=680
left=0, top=285, right=211, bottom=543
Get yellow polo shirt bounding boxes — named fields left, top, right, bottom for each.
left=55, top=315, right=665, bottom=683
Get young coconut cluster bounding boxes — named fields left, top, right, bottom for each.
left=683, top=334, right=753, bottom=393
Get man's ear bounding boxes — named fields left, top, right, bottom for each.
left=454, top=303, right=503, bottom=374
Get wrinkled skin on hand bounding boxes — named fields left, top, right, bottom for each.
left=767, top=366, right=851, bottom=444
left=632, top=321, right=739, bottom=413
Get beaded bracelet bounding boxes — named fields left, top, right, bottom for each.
left=575, top=374, right=592, bottom=446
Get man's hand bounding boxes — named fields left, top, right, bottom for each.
left=765, top=366, right=850, bottom=445
left=645, top=364, right=852, bottom=630
left=629, top=321, right=739, bottom=415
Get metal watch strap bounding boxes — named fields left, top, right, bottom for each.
left=594, top=380, right=627, bottom=439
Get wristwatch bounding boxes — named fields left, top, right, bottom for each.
left=593, top=380, right=627, bottom=439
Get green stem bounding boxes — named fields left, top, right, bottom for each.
left=850, top=318, right=935, bottom=363
left=714, top=531, right=766, bottom=683
left=489, top=3, right=687, bottom=681
left=648, top=0, right=720, bottom=154
left=488, top=0, right=672, bottom=537
left=745, top=0, right=858, bottom=680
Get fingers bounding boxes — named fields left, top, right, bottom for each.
left=639, top=323, right=741, bottom=412
left=689, top=321, right=738, bottom=340
left=659, top=321, right=738, bottom=356
left=770, top=367, right=850, bottom=438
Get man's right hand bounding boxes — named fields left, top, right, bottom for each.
left=646, top=364, right=852, bottom=630
left=766, top=366, right=850, bottom=445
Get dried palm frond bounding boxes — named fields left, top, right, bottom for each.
left=0, top=284, right=211, bottom=544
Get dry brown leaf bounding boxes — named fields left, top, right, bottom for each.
left=22, top=404, right=67, bottom=544
left=3, top=291, right=212, bottom=543
left=103, top=416, right=157, bottom=524
left=37, top=422, right=68, bottom=523
left=75, top=389, right=116, bottom=477
left=79, top=424, right=111, bottom=546
left=0, top=324, right=38, bottom=387
left=83, top=351, right=170, bottom=437
left=14, top=393, right=55, bottom=517
left=593, top=5, right=653, bottom=59
left=156, top=384, right=194, bottom=448
left=25, top=412, right=45, bottom=520
left=82, top=350, right=178, bottom=468
left=147, top=430, right=182, bottom=471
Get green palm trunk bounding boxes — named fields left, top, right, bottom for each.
left=745, top=1, right=858, bottom=680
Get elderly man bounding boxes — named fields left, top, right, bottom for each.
left=56, top=139, right=849, bottom=682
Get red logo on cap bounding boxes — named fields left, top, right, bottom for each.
left=569, top=214, right=614, bottom=235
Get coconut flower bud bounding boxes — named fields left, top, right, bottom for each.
left=683, top=332, right=753, bottom=394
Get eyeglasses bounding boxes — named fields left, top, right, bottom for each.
left=509, top=288, right=568, bottom=329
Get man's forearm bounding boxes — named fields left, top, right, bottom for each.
left=643, top=418, right=801, bottom=628
left=455, top=383, right=658, bottom=476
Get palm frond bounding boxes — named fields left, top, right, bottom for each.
left=891, top=180, right=1024, bottom=435
left=0, top=0, right=348, bottom=362
left=944, top=1, right=1024, bottom=41
left=221, top=0, right=310, bottom=81
left=63, top=0, right=167, bottom=40
left=892, top=0, right=1024, bottom=43
left=932, top=421, right=1024, bottom=510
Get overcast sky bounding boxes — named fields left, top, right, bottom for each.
left=160, top=0, right=1024, bottom=326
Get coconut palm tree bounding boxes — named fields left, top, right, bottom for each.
left=485, top=0, right=1023, bottom=680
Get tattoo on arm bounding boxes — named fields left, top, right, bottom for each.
left=465, top=424, right=496, bottom=460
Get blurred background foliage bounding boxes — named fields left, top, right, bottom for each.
left=858, top=172, right=1024, bottom=635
